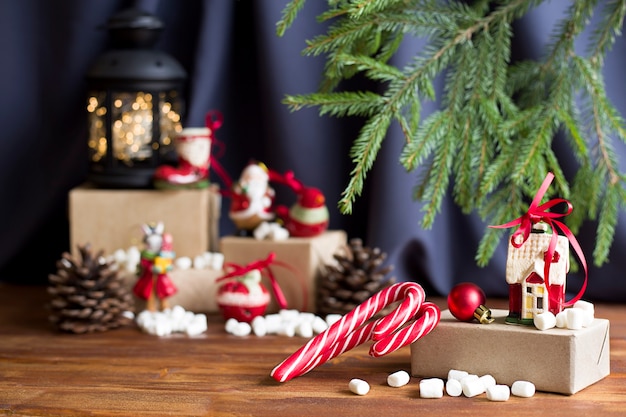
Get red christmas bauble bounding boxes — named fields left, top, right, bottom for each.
left=447, top=282, right=486, bottom=322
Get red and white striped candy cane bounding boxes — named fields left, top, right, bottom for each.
left=270, top=282, right=441, bottom=382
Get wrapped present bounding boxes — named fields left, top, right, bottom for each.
left=220, top=230, right=347, bottom=313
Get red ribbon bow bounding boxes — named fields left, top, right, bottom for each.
left=204, top=110, right=233, bottom=190
left=217, top=252, right=290, bottom=310
left=489, top=172, right=588, bottom=309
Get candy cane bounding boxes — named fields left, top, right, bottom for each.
left=270, top=282, right=441, bottom=382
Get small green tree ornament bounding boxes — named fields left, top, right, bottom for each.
left=277, top=0, right=626, bottom=267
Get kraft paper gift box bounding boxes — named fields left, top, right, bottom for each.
left=69, top=183, right=221, bottom=258
left=220, top=231, right=348, bottom=313
left=123, top=268, right=223, bottom=313
left=410, top=309, right=610, bottom=395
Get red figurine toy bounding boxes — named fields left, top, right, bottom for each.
left=133, top=222, right=177, bottom=311
left=272, top=170, right=329, bottom=237
left=153, top=111, right=223, bottom=189
left=228, top=162, right=276, bottom=234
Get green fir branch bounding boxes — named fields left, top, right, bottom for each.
left=278, top=0, right=626, bottom=267
left=589, top=0, right=626, bottom=67
left=283, top=91, right=386, bottom=118
left=276, top=0, right=306, bottom=37
left=339, top=111, right=392, bottom=213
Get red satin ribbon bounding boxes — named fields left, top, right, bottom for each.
left=216, top=252, right=297, bottom=310
left=489, top=172, right=588, bottom=309
left=204, top=110, right=233, bottom=190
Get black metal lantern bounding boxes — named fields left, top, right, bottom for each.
left=86, top=8, right=187, bottom=188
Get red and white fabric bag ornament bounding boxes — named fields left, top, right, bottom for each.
left=216, top=252, right=290, bottom=323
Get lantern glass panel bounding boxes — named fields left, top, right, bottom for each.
left=87, top=89, right=183, bottom=170
left=158, top=89, right=183, bottom=159
left=87, top=91, right=107, bottom=163
left=111, top=91, right=154, bottom=165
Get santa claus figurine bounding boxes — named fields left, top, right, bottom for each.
left=228, top=162, right=276, bottom=234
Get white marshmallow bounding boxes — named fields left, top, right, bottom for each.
left=122, top=310, right=135, bottom=320
left=566, top=308, right=585, bottom=330
left=186, top=315, right=208, bottom=336
left=298, top=312, right=316, bottom=323
left=573, top=299, right=594, bottom=313
left=251, top=316, right=267, bottom=337
left=511, top=380, right=535, bottom=397
left=461, top=375, right=485, bottom=397
left=326, top=314, right=342, bottom=326
left=447, top=369, right=469, bottom=381
left=419, top=378, right=444, bottom=398
left=276, top=324, right=296, bottom=337
left=387, top=370, right=410, bottom=388
left=126, top=246, right=141, bottom=272
left=312, top=316, right=329, bottom=334
left=113, top=248, right=127, bottom=264
left=445, top=379, right=463, bottom=397
left=154, top=320, right=172, bottom=337
left=253, top=222, right=272, bottom=240
left=225, top=318, right=239, bottom=334
left=171, top=305, right=186, bottom=319
left=279, top=309, right=301, bottom=322
left=349, top=379, right=370, bottom=396
left=193, top=255, right=206, bottom=269
left=136, top=310, right=153, bottom=328
left=555, top=310, right=568, bottom=328
left=264, top=313, right=282, bottom=323
left=136, top=307, right=208, bottom=336
left=264, top=314, right=284, bottom=334
left=479, top=374, right=496, bottom=389
left=269, top=225, right=289, bottom=241
left=486, top=385, right=510, bottom=401
left=174, top=256, right=191, bottom=270
left=210, top=252, right=225, bottom=270
left=296, top=321, right=313, bottom=338
left=534, top=311, right=557, bottom=330
left=572, top=302, right=595, bottom=327
left=227, top=310, right=337, bottom=338
left=460, top=374, right=479, bottom=384
left=582, top=310, right=594, bottom=327
left=232, top=321, right=252, bottom=337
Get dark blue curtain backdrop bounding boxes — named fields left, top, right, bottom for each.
left=1, top=1, right=624, bottom=302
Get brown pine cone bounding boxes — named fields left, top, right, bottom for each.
left=48, top=244, right=134, bottom=333
left=317, top=238, right=395, bottom=316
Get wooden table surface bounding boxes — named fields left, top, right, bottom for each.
left=1, top=283, right=625, bottom=417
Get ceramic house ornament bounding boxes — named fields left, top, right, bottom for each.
left=505, top=223, right=570, bottom=324
left=490, top=172, right=588, bottom=326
